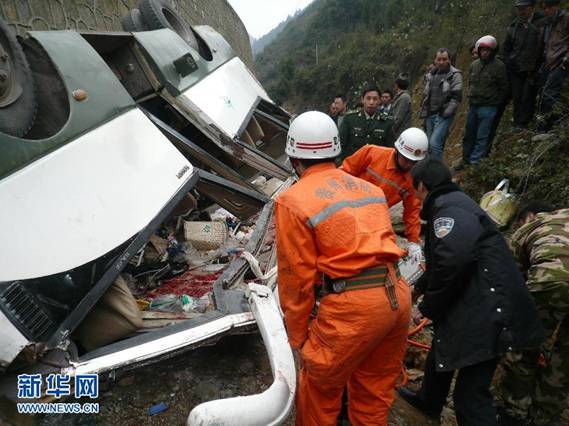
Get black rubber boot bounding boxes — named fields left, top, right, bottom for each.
left=397, top=386, right=441, bottom=420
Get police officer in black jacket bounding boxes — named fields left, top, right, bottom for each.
left=398, top=159, right=543, bottom=425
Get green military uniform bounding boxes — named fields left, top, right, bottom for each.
left=500, top=208, right=569, bottom=424
left=338, top=110, right=394, bottom=161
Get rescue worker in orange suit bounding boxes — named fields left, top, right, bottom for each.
left=275, top=111, right=412, bottom=425
left=341, top=127, right=429, bottom=263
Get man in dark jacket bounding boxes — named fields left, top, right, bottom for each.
left=536, top=0, right=569, bottom=127
left=333, top=93, right=348, bottom=128
left=462, top=35, right=508, bottom=166
left=391, top=73, right=413, bottom=138
left=503, top=0, right=546, bottom=129
left=398, top=159, right=543, bottom=425
left=379, top=89, right=393, bottom=116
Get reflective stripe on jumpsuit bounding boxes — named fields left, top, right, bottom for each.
left=275, top=163, right=411, bottom=426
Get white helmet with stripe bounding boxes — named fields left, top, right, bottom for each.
left=394, top=127, right=428, bottom=161
left=286, top=111, right=341, bottom=159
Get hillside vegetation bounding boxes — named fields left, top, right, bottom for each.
left=256, top=0, right=513, bottom=111
left=256, top=0, right=569, bottom=214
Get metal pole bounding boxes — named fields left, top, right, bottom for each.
left=316, top=43, right=319, bottom=65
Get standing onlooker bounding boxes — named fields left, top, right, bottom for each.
left=498, top=202, right=569, bottom=426
left=339, top=84, right=395, bottom=161
left=462, top=36, right=508, bottom=166
left=380, top=89, right=394, bottom=116
left=391, top=73, right=413, bottom=138
left=276, top=111, right=411, bottom=425
left=420, top=48, right=463, bottom=161
left=398, top=159, right=543, bottom=425
left=333, top=94, right=348, bottom=128
left=470, top=42, right=479, bottom=61
left=536, top=0, right=569, bottom=128
left=503, top=0, right=546, bottom=130
left=328, top=102, right=338, bottom=122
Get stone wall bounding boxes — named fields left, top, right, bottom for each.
left=0, top=0, right=253, bottom=68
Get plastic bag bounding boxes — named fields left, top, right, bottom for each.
left=180, top=294, right=210, bottom=313
left=149, top=294, right=182, bottom=312
left=479, top=179, right=517, bottom=228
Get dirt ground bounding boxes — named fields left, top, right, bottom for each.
left=19, top=332, right=455, bottom=426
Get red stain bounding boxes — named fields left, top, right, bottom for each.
left=148, top=272, right=223, bottom=298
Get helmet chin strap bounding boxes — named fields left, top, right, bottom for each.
left=395, top=151, right=405, bottom=172
left=292, top=166, right=301, bottom=181
left=290, top=158, right=303, bottom=180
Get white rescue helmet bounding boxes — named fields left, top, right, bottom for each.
left=286, top=111, right=341, bottom=159
left=394, top=127, right=428, bottom=161
left=475, top=35, right=498, bottom=51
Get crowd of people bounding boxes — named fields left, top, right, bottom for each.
left=276, top=1, right=569, bottom=425
left=328, top=0, right=568, bottom=168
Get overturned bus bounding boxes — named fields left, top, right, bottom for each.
left=0, top=1, right=295, bottom=424
left=0, top=2, right=423, bottom=424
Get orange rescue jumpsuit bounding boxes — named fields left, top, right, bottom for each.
left=342, top=145, right=422, bottom=243
left=275, top=162, right=411, bottom=426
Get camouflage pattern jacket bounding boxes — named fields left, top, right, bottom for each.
left=510, top=208, right=569, bottom=292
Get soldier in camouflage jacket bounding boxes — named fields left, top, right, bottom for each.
left=499, top=203, right=569, bottom=425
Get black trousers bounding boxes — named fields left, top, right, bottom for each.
left=540, top=65, right=569, bottom=114
left=417, top=343, right=498, bottom=425
left=510, top=72, right=538, bottom=128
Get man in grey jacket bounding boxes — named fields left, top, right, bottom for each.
left=420, top=48, right=463, bottom=161
left=391, top=73, right=412, bottom=138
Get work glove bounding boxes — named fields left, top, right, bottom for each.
left=406, top=242, right=423, bottom=264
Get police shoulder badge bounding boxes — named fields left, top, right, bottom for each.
left=434, top=217, right=455, bottom=238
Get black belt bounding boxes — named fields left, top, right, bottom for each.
left=323, top=264, right=401, bottom=310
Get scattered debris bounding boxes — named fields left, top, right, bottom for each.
left=180, top=294, right=211, bottom=313
left=149, top=294, right=185, bottom=312
left=184, top=221, right=229, bottom=251
left=148, top=401, right=168, bottom=416
left=531, top=133, right=555, bottom=143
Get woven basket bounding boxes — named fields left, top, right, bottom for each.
left=183, top=221, right=228, bottom=251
